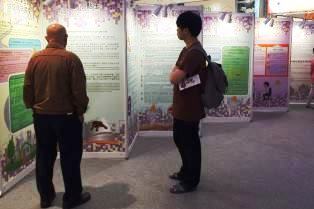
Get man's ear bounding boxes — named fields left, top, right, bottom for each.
left=183, top=28, right=191, bottom=35
left=45, top=36, right=48, bottom=42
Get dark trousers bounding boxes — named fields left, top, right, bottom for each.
left=173, top=118, right=201, bottom=188
left=33, top=114, right=83, bottom=201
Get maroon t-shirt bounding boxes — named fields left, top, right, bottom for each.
left=172, top=42, right=206, bottom=122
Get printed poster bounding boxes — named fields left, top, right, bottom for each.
left=253, top=18, right=291, bottom=111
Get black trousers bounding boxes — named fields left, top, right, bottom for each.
left=33, top=114, right=83, bottom=201
left=173, top=118, right=201, bottom=188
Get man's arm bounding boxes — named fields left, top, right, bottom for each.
left=70, top=54, right=89, bottom=117
left=23, top=58, right=35, bottom=109
left=169, top=66, right=186, bottom=84
left=170, top=49, right=204, bottom=85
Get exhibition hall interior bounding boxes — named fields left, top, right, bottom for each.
left=0, top=0, right=313, bottom=208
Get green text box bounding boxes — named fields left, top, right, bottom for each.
left=222, top=46, right=250, bottom=95
left=9, top=74, right=33, bottom=132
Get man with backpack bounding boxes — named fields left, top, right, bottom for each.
left=168, top=11, right=207, bottom=194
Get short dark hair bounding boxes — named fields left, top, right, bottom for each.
left=176, top=11, right=202, bottom=37
left=264, top=81, right=270, bottom=86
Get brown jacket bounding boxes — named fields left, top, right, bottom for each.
left=23, top=43, right=89, bottom=115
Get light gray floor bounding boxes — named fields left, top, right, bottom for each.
left=1, top=106, right=314, bottom=209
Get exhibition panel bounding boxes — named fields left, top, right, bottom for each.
left=253, top=17, right=292, bottom=112
left=203, top=13, right=254, bottom=122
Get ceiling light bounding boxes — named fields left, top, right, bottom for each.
left=153, top=5, right=162, bottom=17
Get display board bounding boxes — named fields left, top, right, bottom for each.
left=290, top=21, right=314, bottom=103
left=133, top=5, right=201, bottom=131
left=0, top=0, right=40, bottom=196
left=202, top=13, right=254, bottom=122
left=253, top=18, right=292, bottom=111
left=41, top=0, right=127, bottom=155
left=0, top=50, right=35, bottom=195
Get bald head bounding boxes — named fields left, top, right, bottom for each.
left=46, top=23, right=68, bottom=47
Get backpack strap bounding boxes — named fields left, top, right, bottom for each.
left=188, top=45, right=220, bottom=90
left=188, top=45, right=211, bottom=65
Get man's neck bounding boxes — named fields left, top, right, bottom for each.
left=184, top=37, right=198, bottom=48
left=47, top=41, right=65, bottom=49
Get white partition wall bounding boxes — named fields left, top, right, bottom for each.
left=202, top=13, right=254, bottom=122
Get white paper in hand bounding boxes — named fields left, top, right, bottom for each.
left=179, top=74, right=201, bottom=91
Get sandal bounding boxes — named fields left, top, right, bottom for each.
left=169, top=183, right=196, bottom=194
left=169, top=172, right=182, bottom=181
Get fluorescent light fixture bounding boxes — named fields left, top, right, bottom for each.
left=162, top=5, right=168, bottom=18
left=129, top=0, right=134, bottom=8
left=43, top=0, right=55, bottom=6
left=153, top=5, right=162, bottom=17
left=226, top=13, right=232, bottom=23
left=264, top=16, right=271, bottom=25
left=263, top=16, right=274, bottom=27
left=69, top=0, right=76, bottom=9
left=168, top=4, right=174, bottom=10
left=269, top=18, right=274, bottom=27
left=219, top=12, right=226, bottom=21
left=299, top=19, right=306, bottom=28
left=299, top=19, right=305, bottom=26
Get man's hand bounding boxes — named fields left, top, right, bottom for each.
left=167, top=105, right=173, bottom=115
left=169, top=67, right=186, bottom=84
left=171, top=65, right=177, bottom=72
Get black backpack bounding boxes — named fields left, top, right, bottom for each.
left=190, top=46, right=228, bottom=109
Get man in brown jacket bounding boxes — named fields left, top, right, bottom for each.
left=23, top=23, right=90, bottom=209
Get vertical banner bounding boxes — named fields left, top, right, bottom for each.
left=203, top=13, right=254, bottom=122
left=253, top=18, right=292, bottom=111
left=42, top=0, right=126, bottom=156
left=0, top=0, right=41, bottom=196
left=134, top=6, right=202, bottom=131
left=290, top=21, right=314, bottom=104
